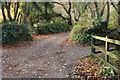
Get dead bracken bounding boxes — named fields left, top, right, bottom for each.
left=66, top=56, right=108, bottom=79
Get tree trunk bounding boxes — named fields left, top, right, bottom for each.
left=45, top=2, right=48, bottom=21
left=1, top=3, right=6, bottom=22
left=116, top=1, right=120, bottom=51
left=68, top=14, right=72, bottom=26
left=30, top=16, right=34, bottom=26
left=13, top=2, right=19, bottom=21
left=89, top=5, right=95, bottom=18
left=54, top=1, right=72, bottom=26
left=24, top=2, right=27, bottom=24
left=5, top=2, right=13, bottom=21
left=100, top=3, right=106, bottom=18
left=16, top=12, right=20, bottom=22
left=68, top=1, right=72, bottom=26
left=105, top=2, right=110, bottom=29
left=94, top=2, right=100, bottom=19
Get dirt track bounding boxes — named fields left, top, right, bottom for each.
left=2, top=32, right=90, bottom=78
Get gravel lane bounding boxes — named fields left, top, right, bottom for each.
left=2, top=32, right=90, bottom=78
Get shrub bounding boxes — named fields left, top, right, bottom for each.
left=92, top=19, right=108, bottom=33
left=108, top=28, right=120, bottom=40
left=108, top=10, right=118, bottom=29
left=70, top=24, right=108, bottom=44
left=38, top=22, right=70, bottom=34
left=70, top=25, right=92, bottom=44
left=70, top=25, right=84, bottom=39
left=70, top=20, right=120, bottom=44
left=2, top=22, right=32, bottom=45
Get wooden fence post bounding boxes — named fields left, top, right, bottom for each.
left=105, top=36, right=109, bottom=62
left=91, top=38, right=95, bottom=54
left=91, top=35, right=120, bottom=74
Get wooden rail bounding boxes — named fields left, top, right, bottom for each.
left=92, top=35, right=120, bottom=45
left=92, top=45, right=120, bottom=60
left=91, top=54, right=120, bottom=73
left=91, top=35, right=120, bottom=74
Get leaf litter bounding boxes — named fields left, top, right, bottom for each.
left=65, top=56, right=107, bottom=79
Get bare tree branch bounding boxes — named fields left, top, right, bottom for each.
left=94, top=2, right=100, bottom=19
left=4, top=2, right=13, bottom=21
left=54, top=2, right=69, bottom=14
left=100, top=3, right=106, bottom=17
left=1, top=3, right=7, bottom=22
left=111, top=2, right=118, bottom=11
left=14, top=2, right=20, bottom=21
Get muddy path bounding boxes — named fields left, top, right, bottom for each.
left=2, top=32, right=90, bottom=78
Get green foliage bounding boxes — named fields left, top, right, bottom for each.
left=38, top=22, right=70, bottom=34
left=2, top=22, right=32, bottom=45
left=51, top=17, right=65, bottom=23
left=92, top=19, right=108, bottom=29
left=71, top=20, right=109, bottom=45
left=109, top=28, right=120, bottom=40
left=108, top=23, right=118, bottom=29
left=70, top=23, right=110, bottom=44
left=98, top=66, right=115, bottom=78
left=112, top=51, right=120, bottom=57
left=108, top=10, right=118, bottom=29
left=28, top=24, right=38, bottom=35
left=70, top=25, right=92, bottom=44
left=31, top=2, right=61, bottom=22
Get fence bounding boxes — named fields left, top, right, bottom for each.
left=91, top=35, right=120, bottom=74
